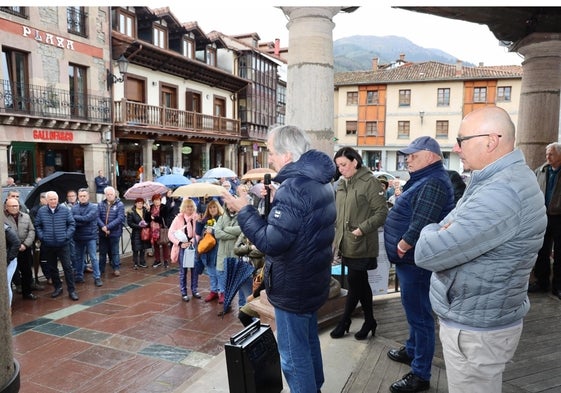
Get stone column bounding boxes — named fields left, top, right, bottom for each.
left=143, top=140, right=154, bottom=181
left=280, top=7, right=344, bottom=156
left=174, top=141, right=184, bottom=170
left=83, top=143, right=109, bottom=200
left=513, top=33, right=561, bottom=170
left=0, top=142, right=9, bottom=185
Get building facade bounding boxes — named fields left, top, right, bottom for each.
left=334, top=58, right=522, bottom=177
left=0, top=6, right=112, bottom=188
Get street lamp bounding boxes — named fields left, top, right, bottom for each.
left=106, top=54, right=129, bottom=90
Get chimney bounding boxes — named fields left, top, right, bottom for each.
left=456, top=60, right=463, bottom=76
left=399, top=53, right=405, bottom=62
left=372, top=57, right=379, bottom=70
left=478, top=62, right=484, bottom=67
left=274, top=38, right=280, bottom=56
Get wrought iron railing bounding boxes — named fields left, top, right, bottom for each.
left=0, top=6, right=27, bottom=18
left=0, top=79, right=111, bottom=123
left=114, top=99, right=240, bottom=135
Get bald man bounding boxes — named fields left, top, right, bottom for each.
left=415, top=106, right=547, bottom=393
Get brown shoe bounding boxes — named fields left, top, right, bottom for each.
left=113, top=270, right=120, bottom=277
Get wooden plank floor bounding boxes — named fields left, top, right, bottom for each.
left=341, top=291, right=561, bottom=393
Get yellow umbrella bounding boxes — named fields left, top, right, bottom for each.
left=241, top=168, right=277, bottom=181
left=171, top=182, right=226, bottom=198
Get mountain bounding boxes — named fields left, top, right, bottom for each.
left=333, top=35, right=473, bottom=72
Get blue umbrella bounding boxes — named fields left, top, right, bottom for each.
left=223, top=256, right=255, bottom=316
left=155, top=174, right=192, bottom=188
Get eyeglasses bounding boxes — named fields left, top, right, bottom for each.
left=456, top=133, right=502, bottom=148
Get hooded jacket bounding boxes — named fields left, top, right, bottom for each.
left=237, top=150, right=336, bottom=314
left=334, top=166, right=388, bottom=261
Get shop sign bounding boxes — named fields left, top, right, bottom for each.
left=22, top=26, right=75, bottom=50
left=32, top=129, right=74, bottom=141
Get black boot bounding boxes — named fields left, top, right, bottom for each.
left=355, top=319, right=377, bottom=340
left=330, top=318, right=351, bottom=338
left=238, top=311, right=254, bottom=327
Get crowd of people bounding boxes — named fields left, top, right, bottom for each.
left=3, top=106, right=554, bottom=393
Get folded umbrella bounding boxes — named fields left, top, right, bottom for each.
left=222, top=256, right=255, bottom=316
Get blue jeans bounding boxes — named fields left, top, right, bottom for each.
left=99, top=235, right=120, bottom=273
left=274, top=308, right=324, bottom=393
left=74, top=239, right=101, bottom=280
left=201, top=249, right=218, bottom=292
left=396, top=263, right=434, bottom=381
left=217, top=267, right=226, bottom=293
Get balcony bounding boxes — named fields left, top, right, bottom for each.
left=113, top=99, right=241, bottom=141
left=0, top=79, right=111, bottom=130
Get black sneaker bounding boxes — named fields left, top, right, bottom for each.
left=152, top=261, right=162, bottom=268
left=94, top=278, right=103, bottom=287
left=139, top=263, right=148, bottom=268
left=390, top=372, right=429, bottom=393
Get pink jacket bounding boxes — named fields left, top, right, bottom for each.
left=169, top=212, right=199, bottom=263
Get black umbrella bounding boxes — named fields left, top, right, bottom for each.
left=222, top=256, right=255, bottom=316
left=25, top=171, right=88, bottom=209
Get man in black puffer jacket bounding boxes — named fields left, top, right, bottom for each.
left=223, top=125, right=336, bottom=393
left=35, top=190, right=78, bottom=301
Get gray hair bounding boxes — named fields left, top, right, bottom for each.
left=546, top=142, right=561, bottom=153
left=268, top=125, right=311, bottom=162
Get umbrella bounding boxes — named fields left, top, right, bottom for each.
left=155, top=174, right=192, bottom=188
left=171, top=182, right=226, bottom=198
left=25, top=171, right=88, bottom=209
left=223, top=256, right=255, bottom=315
left=123, top=181, right=168, bottom=200
left=241, top=168, right=277, bottom=181
left=202, top=167, right=237, bottom=179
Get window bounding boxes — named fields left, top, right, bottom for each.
left=437, top=88, right=450, bottom=106
left=397, top=121, right=410, bottom=138
left=435, top=120, right=449, bottom=138
left=153, top=25, right=167, bottom=49
left=67, top=6, right=87, bottom=37
left=206, top=45, right=217, bottom=66
left=346, top=91, right=358, bottom=105
left=399, top=89, right=411, bottom=106
left=367, top=90, right=379, bottom=105
left=497, top=86, right=512, bottom=102
left=69, top=63, right=87, bottom=118
left=116, top=9, right=135, bottom=37
left=182, top=36, right=195, bottom=59
left=345, top=121, right=357, bottom=135
left=0, top=7, right=27, bottom=18
left=1, top=48, right=29, bottom=111
left=366, top=121, right=378, bottom=136
left=473, top=87, right=487, bottom=103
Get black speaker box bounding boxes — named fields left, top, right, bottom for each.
left=225, top=320, right=283, bottom=393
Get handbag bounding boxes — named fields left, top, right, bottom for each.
left=158, top=228, right=169, bottom=245
left=182, top=245, right=195, bottom=268
left=197, top=232, right=216, bottom=254
left=140, top=226, right=151, bottom=242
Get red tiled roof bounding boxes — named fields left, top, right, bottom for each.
left=334, top=61, right=523, bottom=86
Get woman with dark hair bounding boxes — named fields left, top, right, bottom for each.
left=331, top=147, right=388, bottom=340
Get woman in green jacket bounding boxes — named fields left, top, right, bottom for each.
left=331, top=147, right=388, bottom=340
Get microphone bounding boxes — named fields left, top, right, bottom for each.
left=264, top=173, right=271, bottom=216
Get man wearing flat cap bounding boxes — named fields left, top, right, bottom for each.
left=383, top=136, right=455, bottom=393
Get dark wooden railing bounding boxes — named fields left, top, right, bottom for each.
left=113, top=99, right=240, bottom=135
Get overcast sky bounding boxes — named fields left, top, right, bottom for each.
left=170, top=3, right=525, bottom=66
